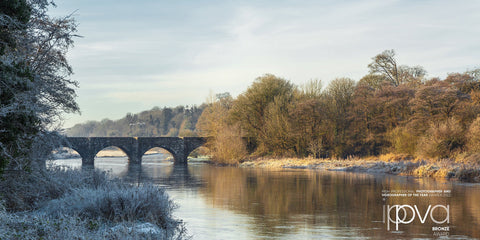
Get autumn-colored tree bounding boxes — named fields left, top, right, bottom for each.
left=196, top=92, right=247, bottom=163
left=208, top=124, right=248, bottom=164
left=358, top=74, right=385, bottom=91
left=417, top=118, right=465, bottom=159
left=443, top=71, right=480, bottom=126
left=324, top=78, right=356, bottom=157
left=410, top=79, right=466, bottom=128
left=349, top=81, right=386, bottom=155
left=300, top=79, right=323, bottom=98
left=466, top=116, right=480, bottom=153
left=231, top=74, right=296, bottom=156
left=289, top=80, right=326, bottom=157
left=376, top=84, right=415, bottom=130
left=444, top=72, right=479, bottom=94
left=387, top=125, right=418, bottom=155
left=196, top=92, right=233, bottom=137
left=263, top=95, right=295, bottom=156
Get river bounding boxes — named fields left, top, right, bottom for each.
left=50, top=153, right=480, bottom=239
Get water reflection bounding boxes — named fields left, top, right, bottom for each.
left=120, top=163, right=203, bottom=189
left=50, top=156, right=480, bottom=239
left=48, top=154, right=203, bottom=189
left=193, top=167, right=480, bottom=239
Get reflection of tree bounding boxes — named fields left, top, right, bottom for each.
left=454, top=187, right=480, bottom=238
left=198, top=167, right=480, bottom=239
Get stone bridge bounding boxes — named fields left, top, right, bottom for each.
left=63, top=137, right=207, bottom=166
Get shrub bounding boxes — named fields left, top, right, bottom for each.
left=378, top=153, right=413, bottom=162
left=0, top=167, right=189, bottom=239
left=413, top=164, right=439, bottom=177
left=387, top=125, right=418, bottom=155
left=41, top=183, right=186, bottom=238
left=0, top=166, right=109, bottom=211
left=417, top=119, right=465, bottom=159
left=466, top=116, right=480, bottom=152
left=0, top=211, right=179, bottom=239
left=208, top=124, right=247, bottom=165
left=0, top=211, right=97, bottom=240
left=455, top=152, right=480, bottom=166
left=454, top=166, right=480, bottom=182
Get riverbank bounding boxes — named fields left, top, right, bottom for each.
left=239, top=154, right=480, bottom=182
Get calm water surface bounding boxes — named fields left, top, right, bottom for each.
left=51, top=154, right=480, bottom=239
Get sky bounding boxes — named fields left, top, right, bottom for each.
left=50, top=0, right=480, bottom=128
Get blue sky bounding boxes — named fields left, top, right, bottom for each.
left=51, top=0, right=480, bottom=128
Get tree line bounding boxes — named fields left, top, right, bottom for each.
left=66, top=105, right=204, bottom=137
left=197, top=50, right=480, bottom=164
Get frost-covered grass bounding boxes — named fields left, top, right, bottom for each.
left=41, top=184, right=181, bottom=233
left=0, top=166, right=109, bottom=211
left=0, top=211, right=178, bottom=240
left=0, top=166, right=189, bottom=239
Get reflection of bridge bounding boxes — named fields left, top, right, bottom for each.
left=64, top=137, right=207, bottom=166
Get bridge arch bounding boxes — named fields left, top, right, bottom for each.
left=51, top=146, right=81, bottom=159
left=183, top=137, right=209, bottom=160
left=137, top=137, right=186, bottom=164
left=94, top=146, right=129, bottom=158
left=49, top=147, right=82, bottom=168
left=141, top=147, right=174, bottom=161
left=139, top=145, right=177, bottom=160
left=89, top=138, right=139, bottom=164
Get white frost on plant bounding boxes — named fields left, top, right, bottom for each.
left=1, top=0, right=80, bottom=171
left=110, top=222, right=165, bottom=235
left=0, top=167, right=190, bottom=239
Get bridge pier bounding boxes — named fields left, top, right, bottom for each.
left=81, top=155, right=95, bottom=166
left=128, top=153, right=142, bottom=165
left=64, top=137, right=207, bottom=167
left=173, top=152, right=187, bottom=165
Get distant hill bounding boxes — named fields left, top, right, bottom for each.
left=66, top=105, right=205, bottom=137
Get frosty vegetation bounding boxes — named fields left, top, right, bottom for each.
left=0, top=167, right=188, bottom=239
left=0, top=0, right=79, bottom=172
left=1, top=1, right=188, bottom=239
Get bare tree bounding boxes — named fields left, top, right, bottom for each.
left=368, top=49, right=400, bottom=86
left=368, top=49, right=426, bottom=87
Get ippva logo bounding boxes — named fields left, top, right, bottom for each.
left=383, top=205, right=449, bottom=231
